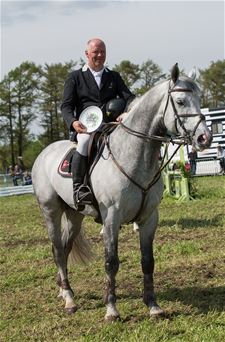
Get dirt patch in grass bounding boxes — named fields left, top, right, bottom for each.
left=2, top=237, right=49, bottom=248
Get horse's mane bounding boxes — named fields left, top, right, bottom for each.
left=128, top=75, right=201, bottom=113
left=127, top=79, right=170, bottom=112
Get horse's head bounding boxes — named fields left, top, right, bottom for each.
left=163, top=63, right=212, bottom=150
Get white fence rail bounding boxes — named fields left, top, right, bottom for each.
left=196, top=159, right=221, bottom=176
left=0, top=159, right=222, bottom=198
left=0, top=185, right=34, bottom=197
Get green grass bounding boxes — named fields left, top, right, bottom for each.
left=1, top=176, right=225, bottom=341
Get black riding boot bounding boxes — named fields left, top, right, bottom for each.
left=71, top=151, right=93, bottom=210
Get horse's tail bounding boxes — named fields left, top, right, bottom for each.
left=61, top=213, right=94, bottom=265
left=69, top=229, right=94, bottom=265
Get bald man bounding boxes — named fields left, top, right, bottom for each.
left=61, top=38, right=135, bottom=210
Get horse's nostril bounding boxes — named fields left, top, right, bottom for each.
left=197, top=134, right=206, bottom=145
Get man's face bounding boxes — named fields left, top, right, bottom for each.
left=85, top=40, right=106, bottom=71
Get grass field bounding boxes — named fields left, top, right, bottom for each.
left=1, top=176, right=225, bottom=342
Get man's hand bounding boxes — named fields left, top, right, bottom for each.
left=72, top=120, right=87, bottom=133
left=116, top=112, right=128, bottom=122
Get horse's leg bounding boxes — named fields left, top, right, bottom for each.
left=40, top=196, right=76, bottom=314
left=103, top=219, right=121, bottom=321
left=56, top=207, right=85, bottom=313
left=138, top=209, right=165, bottom=316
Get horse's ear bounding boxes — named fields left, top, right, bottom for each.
left=188, top=67, right=196, bottom=80
left=171, top=63, right=179, bottom=84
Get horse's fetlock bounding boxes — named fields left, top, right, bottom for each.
left=105, top=256, right=119, bottom=274
left=56, top=273, right=62, bottom=287
left=143, top=292, right=155, bottom=306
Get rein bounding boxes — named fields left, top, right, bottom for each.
left=102, top=84, right=205, bottom=223
left=105, top=136, right=181, bottom=223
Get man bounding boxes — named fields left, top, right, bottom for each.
left=217, top=144, right=225, bottom=174
left=188, top=147, right=197, bottom=175
left=61, top=38, right=135, bottom=209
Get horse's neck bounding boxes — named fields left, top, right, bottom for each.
left=126, top=82, right=168, bottom=132
left=109, top=83, right=168, bottom=182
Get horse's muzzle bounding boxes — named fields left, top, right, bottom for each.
left=196, top=131, right=212, bottom=150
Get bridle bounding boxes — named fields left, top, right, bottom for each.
left=101, top=83, right=206, bottom=222
left=165, top=87, right=205, bottom=144
left=118, top=85, right=205, bottom=146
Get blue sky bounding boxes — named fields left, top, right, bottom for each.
left=1, top=0, right=224, bottom=80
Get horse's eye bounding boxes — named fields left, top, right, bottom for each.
left=176, top=99, right=184, bottom=106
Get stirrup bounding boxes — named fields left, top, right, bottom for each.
left=74, top=185, right=93, bottom=205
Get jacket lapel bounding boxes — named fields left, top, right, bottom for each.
left=82, top=66, right=99, bottom=91
left=100, top=69, right=111, bottom=90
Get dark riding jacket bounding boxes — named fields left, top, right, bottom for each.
left=61, top=65, right=135, bottom=131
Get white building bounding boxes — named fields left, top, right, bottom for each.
left=198, top=106, right=225, bottom=159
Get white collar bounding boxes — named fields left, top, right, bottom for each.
left=90, top=68, right=104, bottom=77
left=82, top=64, right=108, bottom=73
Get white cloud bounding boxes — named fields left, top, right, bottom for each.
left=1, top=0, right=224, bottom=79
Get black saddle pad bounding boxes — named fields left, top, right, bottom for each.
left=58, top=148, right=75, bottom=178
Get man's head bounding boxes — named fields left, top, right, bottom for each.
left=85, top=38, right=106, bottom=71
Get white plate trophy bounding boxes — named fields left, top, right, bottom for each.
left=79, top=106, right=103, bottom=133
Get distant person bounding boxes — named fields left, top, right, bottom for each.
left=217, top=144, right=225, bottom=174
left=188, top=147, right=197, bottom=175
left=12, top=164, right=23, bottom=186
left=23, top=171, right=32, bottom=185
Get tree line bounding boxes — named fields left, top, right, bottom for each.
left=0, top=58, right=224, bottom=172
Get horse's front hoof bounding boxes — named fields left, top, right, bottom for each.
left=65, top=306, right=78, bottom=315
left=104, top=314, right=121, bottom=322
left=150, top=305, right=165, bottom=317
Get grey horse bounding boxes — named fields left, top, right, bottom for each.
left=32, top=64, right=212, bottom=320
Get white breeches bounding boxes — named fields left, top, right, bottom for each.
left=76, top=133, right=91, bottom=156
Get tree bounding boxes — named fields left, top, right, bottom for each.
left=137, top=59, right=165, bottom=95
left=0, top=73, right=16, bottom=166
left=39, top=61, right=76, bottom=145
left=9, top=62, right=40, bottom=158
left=198, top=60, right=225, bottom=108
left=22, top=139, right=44, bottom=170
left=113, top=60, right=140, bottom=89
left=0, top=62, right=40, bottom=168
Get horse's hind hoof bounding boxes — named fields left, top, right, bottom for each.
left=104, top=315, right=121, bottom=322
left=65, top=306, right=78, bottom=314
left=150, top=305, right=165, bottom=317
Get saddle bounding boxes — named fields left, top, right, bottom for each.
left=58, top=123, right=118, bottom=179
